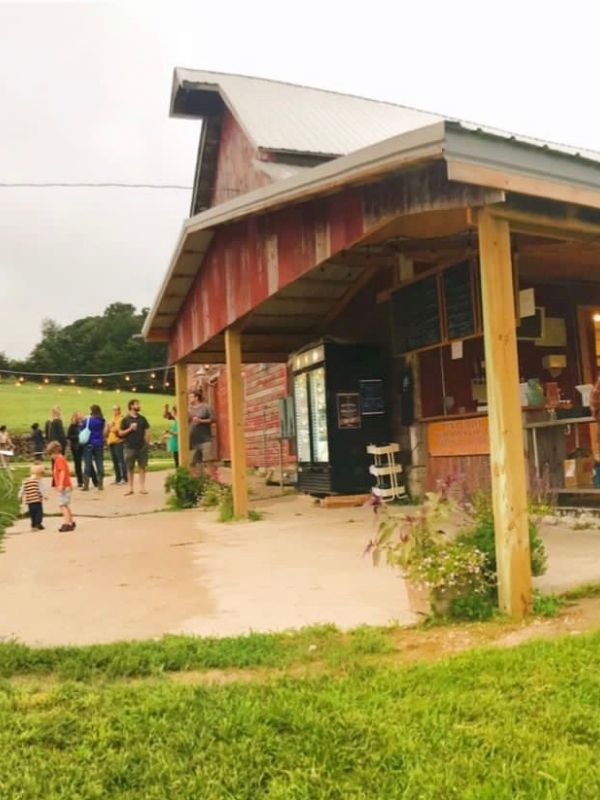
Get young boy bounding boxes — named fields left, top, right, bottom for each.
left=31, top=423, right=45, bottom=462
left=46, top=440, right=76, bottom=532
left=18, top=463, right=47, bottom=530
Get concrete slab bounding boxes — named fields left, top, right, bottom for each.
left=2, top=484, right=600, bottom=647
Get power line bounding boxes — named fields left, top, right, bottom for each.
left=0, top=182, right=192, bottom=190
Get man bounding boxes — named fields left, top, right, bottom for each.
left=188, top=389, right=215, bottom=474
left=119, top=398, right=150, bottom=495
left=105, top=404, right=127, bottom=485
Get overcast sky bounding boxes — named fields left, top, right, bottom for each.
left=2, top=0, right=600, bottom=358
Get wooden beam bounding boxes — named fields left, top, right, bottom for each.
left=225, top=326, right=248, bottom=518
left=174, top=362, right=190, bottom=468
left=477, top=208, right=532, bottom=618
left=470, top=206, right=600, bottom=242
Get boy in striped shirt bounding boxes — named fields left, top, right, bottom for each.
left=18, top=464, right=47, bottom=530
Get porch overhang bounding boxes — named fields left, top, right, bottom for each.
left=144, top=119, right=600, bottom=364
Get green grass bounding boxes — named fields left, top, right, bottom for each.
left=1, top=630, right=600, bottom=797
left=0, top=465, right=29, bottom=544
left=0, top=381, right=173, bottom=434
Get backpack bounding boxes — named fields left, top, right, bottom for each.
left=78, top=417, right=92, bottom=445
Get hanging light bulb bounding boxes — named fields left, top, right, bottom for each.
left=18, top=376, right=24, bottom=382
left=69, top=377, right=76, bottom=384
left=43, top=377, right=50, bottom=384
left=150, top=372, right=156, bottom=379
left=132, top=386, right=137, bottom=392
left=97, top=377, right=103, bottom=385
left=164, top=380, right=170, bottom=388
left=149, top=384, right=155, bottom=390
left=125, top=375, right=130, bottom=382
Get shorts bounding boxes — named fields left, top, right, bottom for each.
left=191, top=441, right=213, bottom=466
left=124, top=445, right=149, bottom=471
left=59, top=488, right=72, bottom=507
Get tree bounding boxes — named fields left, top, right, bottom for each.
left=14, top=304, right=168, bottom=389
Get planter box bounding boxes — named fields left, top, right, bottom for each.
left=405, top=579, right=455, bottom=617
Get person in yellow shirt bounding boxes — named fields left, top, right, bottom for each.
left=105, top=404, right=127, bottom=485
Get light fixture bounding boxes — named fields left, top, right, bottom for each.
left=149, top=384, right=155, bottom=390
left=594, top=313, right=600, bottom=323
left=125, top=375, right=130, bottom=382
left=132, top=386, right=137, bottom=392
left=69, top=377, right=76, bottom=384
left=150, top=372, right=156, bottom=379
left=97, top=377, right=103, bottom=384
left=164, top=380, right=170, bottom=388
left=43, top=377, right=49, bottom=384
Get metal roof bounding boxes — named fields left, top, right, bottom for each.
left=172, top=68, right=441, bottom=157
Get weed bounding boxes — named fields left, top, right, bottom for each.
left=532, top=590, right=566, bottom=618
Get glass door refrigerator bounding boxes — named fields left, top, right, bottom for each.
left=292, top=340, right=388, bottom=496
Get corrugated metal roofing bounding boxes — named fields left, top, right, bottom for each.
left=174, top=68, right=600, bottom=166
left=173, top=68, right=441, bottom=157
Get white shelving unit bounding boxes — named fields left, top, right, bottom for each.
left=367, top=443, right=405, bottom=501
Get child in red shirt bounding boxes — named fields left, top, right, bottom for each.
left=47, top=440, right=75, bottom=532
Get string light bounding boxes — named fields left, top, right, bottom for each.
left=125, top=375, right=130, bottom=382
left=149, top=384, right=155, bottom=390
left=69, top=378, right=76, bottom=384
left=43, top=377, right=49, bottom=384
left=150, top=372, right=156, bottom=379
left=132, top=387, right=137, bottom=392
left=97, top=377, right=103, bottom=384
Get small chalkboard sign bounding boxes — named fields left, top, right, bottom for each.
left=517, top=306, right=545, bottom=339
left=392, top=275, right=441, bottom=354
left=443, top=261, right=476, bottom=341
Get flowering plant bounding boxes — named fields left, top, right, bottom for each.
left=365, top=488, right=491, bottom=613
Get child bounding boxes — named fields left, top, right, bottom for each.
left=31, top=422, right=44, bottom=462
left=0, top=425, right=14, bottom=469
left=18, top=463, right=47, bottom=530
left=46, top=440, right=76, bottom=532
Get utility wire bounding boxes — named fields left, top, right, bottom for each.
left=0, top=182, right=192, bottom=190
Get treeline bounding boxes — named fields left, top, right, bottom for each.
left=0, top=303, right=170, bottom=390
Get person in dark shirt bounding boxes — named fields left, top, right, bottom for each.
left=31, top=423, right=44, bottom=462
left=119, top=398, right=150, bottom=496
left=44, top=407, right=67, bottom=454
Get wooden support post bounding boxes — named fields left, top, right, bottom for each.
left=478, top=208, right=532, bottom=618
left=175, top=362, right=190, bottom=468
left=225, top=326, right=248, bottom=518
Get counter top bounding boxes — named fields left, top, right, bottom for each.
left=524, top=416, right=594, bottom=429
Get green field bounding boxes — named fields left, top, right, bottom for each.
left=1, top=628, right=600, bottom=798
left=0, top=382, right=173, bottom=434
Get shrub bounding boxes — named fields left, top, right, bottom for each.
left=459, top=496, right=547, bottom=580
left=164, top=468, right=207, bottom=509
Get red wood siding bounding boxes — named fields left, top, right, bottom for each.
left=212, top=111, right=271, bottom=205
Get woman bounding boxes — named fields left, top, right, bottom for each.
left=67, top=412, right=85, bottom=488
left=0, top=425, right=15, bottom=469
left=164, top=405, right=179, bottom=469
left=81, top=404, right=105, bottom=491
left=44, top=407, right=67, bottom=454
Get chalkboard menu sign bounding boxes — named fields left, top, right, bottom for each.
left=392, top=275, right=441, bottom=354
left=443, top=261, right=476, bottom=341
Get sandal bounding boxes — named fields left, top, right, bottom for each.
left=58, top=524, right=73, bottom=532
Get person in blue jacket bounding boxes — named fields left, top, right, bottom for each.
left=82, top=404, right=105, bottom=491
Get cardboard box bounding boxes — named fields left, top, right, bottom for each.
left=563, top=457, right=595, bottom=488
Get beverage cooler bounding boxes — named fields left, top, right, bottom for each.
left=292, top=340, right=388, bottom=496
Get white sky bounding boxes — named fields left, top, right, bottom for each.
left=2, top=0, right=600, bottom=358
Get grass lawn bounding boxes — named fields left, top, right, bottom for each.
left=1, top=628, right=600, bottom=798
left=0, top=381, right=173, bottom=434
